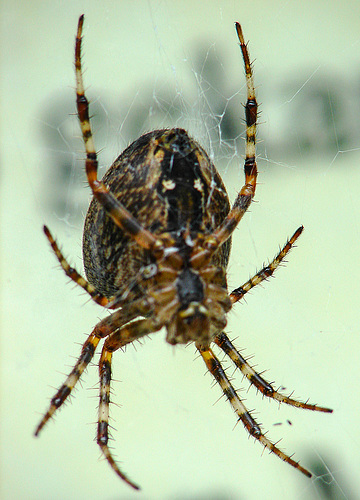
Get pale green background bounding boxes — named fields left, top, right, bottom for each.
left=1, top=1, right=360, bottom=499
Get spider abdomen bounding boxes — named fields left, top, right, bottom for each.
left=83, top=128, right=231, bottom=299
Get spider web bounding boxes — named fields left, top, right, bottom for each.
left=2, top=1, right=359, bottom=500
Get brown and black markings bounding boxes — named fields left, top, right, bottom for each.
left=35, top=16, right=332, bottom=491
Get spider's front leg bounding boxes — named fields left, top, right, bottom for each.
left=96, top=317, right=164, bottom=490
left=197, top=344, right=314, bottom=477
left=215, top=332, right=333, bottom=413
left=219, top=225, right=332, bottom=420
left=34, top=300, right=149, bottom=436
left=34, top=330, right=101, bottom=436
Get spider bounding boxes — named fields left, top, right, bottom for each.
left=35, top=15, right=332, bottom=490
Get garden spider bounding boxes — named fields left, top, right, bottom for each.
left=35, top=15, right=332, bottom=490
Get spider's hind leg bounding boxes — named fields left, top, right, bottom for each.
left=75, top=15, right=157, bottom=251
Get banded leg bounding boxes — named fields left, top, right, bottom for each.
left=212, top=23, right=257, bottom=246
left=230, top=226, right=304, bottom=304
left=97, top=318, right=164, bottom=490
left=191, top=24, right=257, bottom=269
left=43, top=225, right=110, bottom=307
left=34, top=300, right=149, bottom=436
left=34, top=331, right=101, bottom=436
left=197, top=344, right=313, bottom=478
left=75, top=16, right=158, bottom=251
left=215, top=332, right=333, bottom=413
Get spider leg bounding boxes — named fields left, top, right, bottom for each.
left=215, top=332, right=333, bottom=413
left=197, top=344, right=314, bottom=477
left=43, top=225, right=111, bottom=307
left=230, top=226, right=304, bottom=304
left=34, top=300, right=149, bottom=436
left=75, top=15, right=158, bottom=252
left=34, top=330, right=101, bottom=436
left=191, top=24, right=257, bottom=268
left=213, top=24, right=258, bottom=245
left=97, top=317, right=164, bottom=490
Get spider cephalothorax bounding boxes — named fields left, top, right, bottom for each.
left=35, top=16, right=332, bottom=490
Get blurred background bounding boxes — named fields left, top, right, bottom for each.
left=1, top=1, right=360, bottom=499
